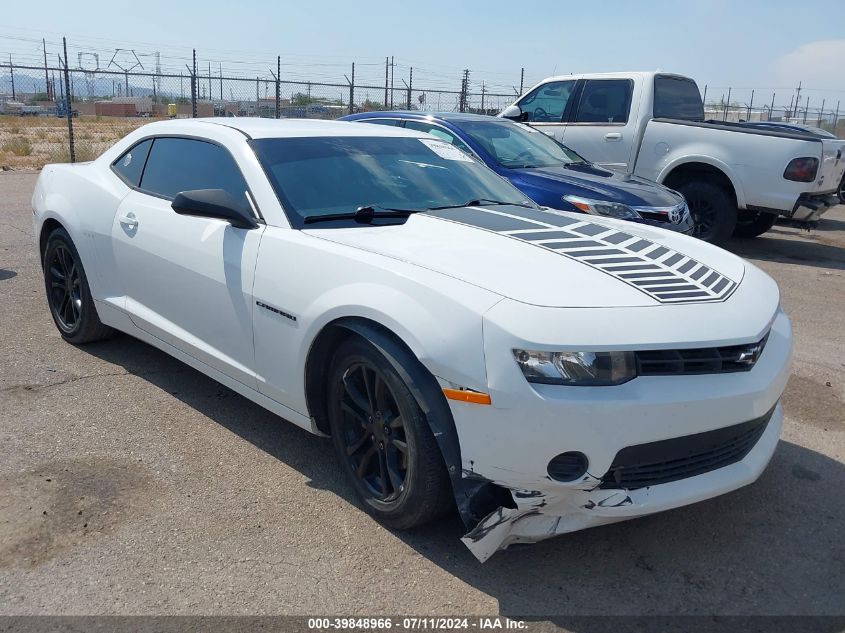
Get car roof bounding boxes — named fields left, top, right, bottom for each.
left=349, top=111, right=512, bottom=124
left=133, top=117, right=430, bottom=139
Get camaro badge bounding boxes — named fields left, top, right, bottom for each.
left=425, top=206, right=738, bottom=304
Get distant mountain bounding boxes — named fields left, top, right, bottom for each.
left=0, top=70, right=187, bottom=100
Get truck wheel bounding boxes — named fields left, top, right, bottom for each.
left=838, top=174, right=845, bottom=205
left=676, top=180, right=737, bottom=244
left=733, top=210, right=778, bottom=238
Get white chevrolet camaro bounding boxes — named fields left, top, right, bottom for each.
left=32, top=118, right=792, bottom=561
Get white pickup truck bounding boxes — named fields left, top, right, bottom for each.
left=500, top=72, right=845, bottom=242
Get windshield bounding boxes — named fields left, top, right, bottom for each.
left=458, top=120, right=585, bottom=169
left=250, top=136, right=533, bottom=224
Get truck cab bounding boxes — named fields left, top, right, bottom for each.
left=502, top=72, right=845, bottom=243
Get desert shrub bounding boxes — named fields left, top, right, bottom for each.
left=2, top=137, right=32, bottom=156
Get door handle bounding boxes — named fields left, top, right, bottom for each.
left=118, top=212, right=138, bottom=231
left=604, top=132, right=622, bottom=142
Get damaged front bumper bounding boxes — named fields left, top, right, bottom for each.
left=459, top=404, right=783, bottom=562
left=446, top=288, right=792, bottom=562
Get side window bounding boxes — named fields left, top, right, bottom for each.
left=140, top=138, right=249, bottom=206
left=653, top=75, right=704, bottom=121
left=574, top=80, right=633, bottom=124
left=402, top=121, right=472, bottom=153
left=518, top=80, right=576, bottom=122
left=111, top=139, right=152, bottom=187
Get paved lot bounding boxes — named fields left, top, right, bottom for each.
left=1, top=170, right=843, bottom=617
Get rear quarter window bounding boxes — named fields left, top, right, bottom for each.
left=111, top=139, right=152, bottom=187
left=653, top=75, right=705, bottom=121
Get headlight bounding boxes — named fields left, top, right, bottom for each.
left=563, top=195, right=642, bottom=220
left=513, top=349, right=636, bottom=386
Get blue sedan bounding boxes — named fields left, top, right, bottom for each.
left=340, top=111, right=693, bottom=233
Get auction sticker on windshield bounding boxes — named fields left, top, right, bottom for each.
left=419, top=138, right=474, bottom=162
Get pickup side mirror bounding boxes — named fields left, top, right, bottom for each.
left=171, top=189, right=258, bottom=230
left=501, top=104, right=524, bottom=121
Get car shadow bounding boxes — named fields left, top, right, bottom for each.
left=80, top=335, right=845, bottom=619
left=726, top=225, right=845, bottom=271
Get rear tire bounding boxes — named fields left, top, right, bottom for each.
left=42, top=227, right=115, bottom=344
left=676, top=180, right=737, bottom=244
left=733, top=210, right=778, bottom=238
left=327, top=336, right=452, bottom=530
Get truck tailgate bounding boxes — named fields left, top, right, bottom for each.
left=818, top=139, right=845, bottom=194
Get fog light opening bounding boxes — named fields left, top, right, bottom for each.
left=547, top=451, right=589, bottom=482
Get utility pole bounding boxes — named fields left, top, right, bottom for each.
left=723, top=87, right=731, bottom=121
left=275, top=56, right=280, bottom=118
left=481, top=82, right=485, bottom=113
left=818, top=99, right=825, bottom=127
left=8, top=54, right=14, bottom=101
left=793, top=81, right=802, bottom=119
left=43, top=39, right=51, bottom=100
left=747, top=90, right=754, bottom=120
left=191, top=49, right=197, bottom=117
left=384, top=57, right=389, bottom=108
left=803, top=96, right=810, bottom=124
left=62, top=38, right=75, bottom=163
left=390, top=56, right=394, bottom=109
left=519, top=67, right=524, bottom=95
left=346, top=62, right=355, bottom=115
left=208, top=62, right=212, bottom=102
left=460, top=69, right=470, bottom=113
left=408, top=67, right=413, bottom=109
left=220, top=62, right=223, bottom=101
left=769, top=92, right=776, bottom=121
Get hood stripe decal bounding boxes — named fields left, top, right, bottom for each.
left=424, top=206, right=737, bottom=304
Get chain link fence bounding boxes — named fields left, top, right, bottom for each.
left=1, top=40, right=843, bottom=170
left=0, top=45, right=516, bottom=169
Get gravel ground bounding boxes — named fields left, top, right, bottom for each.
left=1, top=170, right=843, bottom=619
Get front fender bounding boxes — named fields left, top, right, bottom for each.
left=251, top=229, right=503, bottom=418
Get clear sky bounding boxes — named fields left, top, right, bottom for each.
left=2, top=0, right=844, bottom=110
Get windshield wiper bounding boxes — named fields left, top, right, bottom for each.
left=303, top=205, right=418, bottom=225
left=427, top=198, right=534, bottom=211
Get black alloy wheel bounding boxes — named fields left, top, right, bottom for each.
left=47, top=242, right=82, bottom=333
left=327, top=336, right=453, bottom=530
left=336, top=360, right=409, bottom=502
left=42, top=227, right=114, bottom=344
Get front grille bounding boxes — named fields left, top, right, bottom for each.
left=600, top=406, right=775, bottom=490
left=635, top=333, right=769, bottom=376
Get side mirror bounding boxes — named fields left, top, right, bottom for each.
left=171, top=189, right=258, bottom=230
left=501, top=104, right=523, bottom=121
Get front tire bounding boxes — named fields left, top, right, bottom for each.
left=676, top=180, right=737, bottom=244
left=733, top=210, right=778, bottom=238
left=327, top=336, right=452, bottom=530
left=43, top=227, right=114, bottom=344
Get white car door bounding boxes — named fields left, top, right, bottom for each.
left=111, top=136, right=264, bottom=389
left=560, top=78, right=640, bottom=169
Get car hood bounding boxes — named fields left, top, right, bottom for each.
left=512, top=163, right=683, bottom=207
left=305, top=205, right=746, bottom=308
